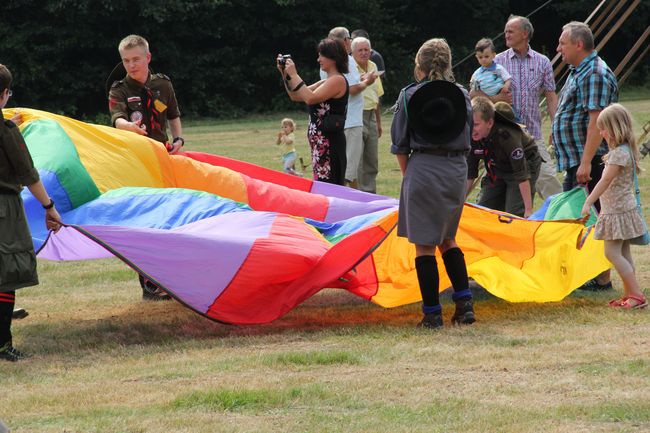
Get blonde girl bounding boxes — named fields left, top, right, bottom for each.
left=276, top=118, right=297, bottom=175
left=581, top=103, right=647, bottom=309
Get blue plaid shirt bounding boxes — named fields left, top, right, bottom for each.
left=551, top=51, right=618, bottom=171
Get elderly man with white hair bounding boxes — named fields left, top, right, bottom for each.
left=321, top=26, right=377, bottom=189
left=352, top=36, right=384, bottom=193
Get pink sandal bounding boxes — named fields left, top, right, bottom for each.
left=614, top=295, right=648, bottom=309
left=608, top=297, right=628, bottom=307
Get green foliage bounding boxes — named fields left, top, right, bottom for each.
left=0, top=0, right=647, bottom=119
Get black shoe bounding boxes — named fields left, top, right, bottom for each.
left=452, top=299, right=476, bottom=325
left=417, top=313, right=443, bottom=329
left=142, top=286, right=172, bottom=301
left=12, top=308, right=29, bottom=320
left=0, top=343, right=31, bottom=362
left=577, top=279, right=613, bottom=291
left=140, top=275, right=172, bottom=301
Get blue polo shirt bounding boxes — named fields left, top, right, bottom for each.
left=469, top=62, right=511, bottom=97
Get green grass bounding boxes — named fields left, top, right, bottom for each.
left=3, top=94, right=650, bottom=433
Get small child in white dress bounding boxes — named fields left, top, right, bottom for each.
left=276, top=118, right=298, bottom=175
left=581, top=103, right=647, bottom=309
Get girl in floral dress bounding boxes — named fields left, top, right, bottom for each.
left=581, top=103, right=647, bottom=309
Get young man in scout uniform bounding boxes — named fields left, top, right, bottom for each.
left=466, top=97, right=541, bottom=218
left=108, top=34, right=184, bottom=154
left=108, top=35, right=185, bottom=300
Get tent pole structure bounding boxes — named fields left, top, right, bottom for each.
left=589, top=0, right=617, bottom=32
left=595, top=0, right=641, bottom=52
left=618, top=43, right=650, bottom=86
left=551, top=0, right=615, bottom=75
left=614, top=26, right=650, bottom=77
left=592, top=0, right=628, bottom=40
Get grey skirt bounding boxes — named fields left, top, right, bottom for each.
left=0, top=194, right=38, bottom=292
left=397, top=152, right=467, bottom=246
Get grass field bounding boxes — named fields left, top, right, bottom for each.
left=3, top=97, right=650, bottom=433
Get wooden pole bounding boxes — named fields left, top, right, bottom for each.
left=595, top=0, right=641, bottom=52
left=593, top=0, right=628, bottom=40
left=551, top=0, right=616, bottom=74
left=614, top=26, right=650, bottom=77
left=589, top=0, right=616, bottom=32
left=618, top=44, right=650, bottom=86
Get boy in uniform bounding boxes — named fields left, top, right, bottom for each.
left=108, top=35, right=185, bottom=300
left=467, top=97, right=541, bottom=218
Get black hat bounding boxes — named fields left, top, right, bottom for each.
left=494, top=101, right=526, bottom=130
left=406, top=80, right=467, bottom=144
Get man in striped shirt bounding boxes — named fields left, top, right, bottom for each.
left=552, top=21, right=619, bottom=291
left=491, top=15, right=562, bottom=200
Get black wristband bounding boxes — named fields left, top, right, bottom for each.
left=291, top=81, right=305, bottom=92
left=173, top=136, right=185, bottom=147
left=43, top=199, right=55, bottom=210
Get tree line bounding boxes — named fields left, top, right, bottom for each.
left=1, top=0, right=647, bottom=120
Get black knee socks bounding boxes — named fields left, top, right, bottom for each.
left=442, top=248, right=472, bottom=301
left=415, top=255, right=440, bottom=313
left=0, top=291, right=16, bottom=347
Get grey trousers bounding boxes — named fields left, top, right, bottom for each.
left=358, top=110, right=379, bottom=193
left=534, top=138, right=562, bottom=199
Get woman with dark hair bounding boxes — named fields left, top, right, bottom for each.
left=277, top=38, right=349, bottom=184
left=390, top=39, right=475, bottom=329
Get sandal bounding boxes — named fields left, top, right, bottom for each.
left=608, top=297, right=628, bottom=307
left=616, top=295, right=648, bottom=309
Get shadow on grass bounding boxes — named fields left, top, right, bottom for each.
left=18, top=285, right=609, bottom=357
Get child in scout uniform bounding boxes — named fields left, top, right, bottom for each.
left=1, top=64, right=62, bottom=361
left=390, top=38, right=475, bottom=329
left=466, top=97, right=541, bottom=218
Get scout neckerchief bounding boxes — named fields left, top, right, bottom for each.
left=144, top=86, right=162, bottom=139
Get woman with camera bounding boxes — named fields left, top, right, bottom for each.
left=277, top=39, right=349, bottom=185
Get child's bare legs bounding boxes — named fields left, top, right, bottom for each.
left=604, top=239, right=643, bottom=299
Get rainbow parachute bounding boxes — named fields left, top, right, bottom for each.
left=6, top=108, right=610, bottom=324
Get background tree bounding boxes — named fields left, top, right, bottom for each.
left=0, top=0, right=647, bottom=119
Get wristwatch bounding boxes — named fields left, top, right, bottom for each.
left=173, top=136, right=185, bottom=147
left=43, top=199, right=55, bottom=210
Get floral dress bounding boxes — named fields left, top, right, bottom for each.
left=307, top=77, right=348, bottom=184
left=594, top=145, right=646, bottom=241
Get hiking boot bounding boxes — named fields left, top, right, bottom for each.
left=452, top=299, right=476, bottom=325
left=142, top=286, right=172, bottom=301
left=0, top=343, right=31, bottom=362
left=12, top=308, right=29, bottom=320
left=417, top=313, right=443, bottom=329
left=577, top=279, right=613, bottom=291
left=140, top=276, right=172, bottom=301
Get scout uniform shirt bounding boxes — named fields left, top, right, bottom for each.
left=0, top=116, right=39, bottom=193
left=0, top=114, right=40, bottom=290
left=467, top=121, right=538, bottom=183
left=108, top=73, right=180, bottom=144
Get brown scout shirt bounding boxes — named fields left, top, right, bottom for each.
left=467, top=121, right=539, bottom=182
left=0, top=113, right=40, bottom=193
left=108, top=73, right=180, bottom=144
